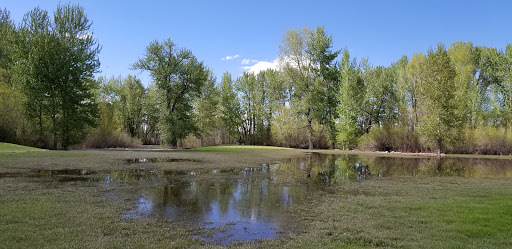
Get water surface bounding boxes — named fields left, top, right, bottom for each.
left=3, top=154, right=512, bottom=244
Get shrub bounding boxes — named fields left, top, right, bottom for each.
left=84, top=130, right=142, bottom=148
left=358, top=126, right=422, bottom=152
left=452, top=127, right=512, bottom=155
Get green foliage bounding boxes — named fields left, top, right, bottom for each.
left=133, top=39, right=208, bottom=147
left=417, top=44, right=460, bottom=153
left=118, top=75, right=145, bottom=138
left=307, top=27, right=340, bottom=148
left=195, top=70, right=220, bottom=145
left=405, top=52, right=426, bottom=130
left=271, top=106, right=327, bottom=148
left=448, top=41, right=478, bottom=127
left=219, top=72, right=242, bottom=144
left=337, top=49, right=363, bottom=149
left=3, top=3, right=512, bottom=154
left=280, top=26, right=339, bottom=149
left=456, top=127, right=512, bottom=155
left=142, top=83, right=161, bottom=144
left=11, top=4, right=100, bottom=149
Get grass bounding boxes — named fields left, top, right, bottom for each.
left=0, top=142, right=46, bottom=154
left=1, top=145, right=512, bottom=248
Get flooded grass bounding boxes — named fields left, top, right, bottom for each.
left=1, top=146, right=512, bottom=248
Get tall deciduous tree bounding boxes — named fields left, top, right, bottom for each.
left=405, top=53, right=426, bottom=130
left=142, top=83, right=161, bottom=144
left=418, top=44, right=458, bottom=154
left=219, top=72, right=242, bottom=144
left=195, top=70, right=220, bottom=146
left=307, top=27, right=340, bottom=148
left=448, top=41, right=478, bottom=128
left=133, top=39, right=207, bottom=147
left=119, top=75, right=145, bottom=138
left=0, top=8, right=22, bottom=143
left=280, top=26, right=338, bottom=149
left=337, top=49, right=363, bottom=149
left=14, top=4, right=100, bottom=149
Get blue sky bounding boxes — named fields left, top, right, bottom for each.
left=4, top=0, right=512, bottom=86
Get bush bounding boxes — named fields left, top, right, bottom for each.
left=452, top=127, right=512, bottom=155
left=358, top=126, right=422, bottom=152
left=84, top=130, right=142, bottom=148
left=270, top=107, right=328, bottom=149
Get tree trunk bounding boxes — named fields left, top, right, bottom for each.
left=199, top=138, right=203, bottom=147
left=437, top=139, right=441, bottom=155
left=308, top=119, right=313, bottom=149
left=38, top=105, right=43, bottom=144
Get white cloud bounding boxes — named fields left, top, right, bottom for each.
left=242, top=59, right=279, bottom=74
left=221, top=54, right=240, bottom=61
left=77, top=33, right=93, bottom=40
left=241, top=59, right=259, bottom=65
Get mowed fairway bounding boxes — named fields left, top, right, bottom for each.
left=1, top=144, right=511, bottom=248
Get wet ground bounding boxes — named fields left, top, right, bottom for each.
left=2, top=153, right=512, bottom=245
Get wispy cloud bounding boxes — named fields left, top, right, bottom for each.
left=242, top=59, right=279, bottom=74
left=221, top=54, right=240, bottom=61
left=241, top=59, right=258, bottom=65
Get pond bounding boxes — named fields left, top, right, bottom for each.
left=5, top=153, right=512, bottom=245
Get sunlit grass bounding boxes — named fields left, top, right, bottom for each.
left=0, top=142, right=46, bottom=154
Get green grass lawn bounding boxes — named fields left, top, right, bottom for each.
left=0, top=142, right=46, bottom=154
left=0, top=145, right=511, bottom=248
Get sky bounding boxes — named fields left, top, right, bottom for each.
left=3, top=0, right=512, bottom=86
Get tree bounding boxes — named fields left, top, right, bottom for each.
left=337, top=49, right=363, bottom=149
left=132, top=39, right=208, bottom=147
left=119, top=75, right=145, bottom=138
left=280, top=26, right=338, bottom=149
left=360, top=63, right=398, bottom=132
left=219, top=72, right=242, bottom=144
left=417, top=44, right=458, bottom=154
left=263, top=69, right=288, bottom=144
left=306, top=26, right=340, bottom=149
left=448, top=41, right=478, bottom=128
left=393, top=55, right=409, bottom=128
left=0, top=8, right=22, bottom=143
left=405, top=53, right=426, bottom=130
left=475, top=46, right=510, bottom=127
left=195, top=70, right=220, bottom=146
left=142, top=83, right=161, bottom=144
left=13, top=4, right=100, bottom=149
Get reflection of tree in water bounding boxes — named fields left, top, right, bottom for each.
left=119, top=155, right=512, bottom=220
left=271, top=154, right=372, bottom=185
left=137, top=171, right=308, bottom=230
left=357, top=156, right=512, bottom=177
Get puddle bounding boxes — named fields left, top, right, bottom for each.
left=121, top=172, right=305, bottom=245
left=3, top=154, right=512, bottom=245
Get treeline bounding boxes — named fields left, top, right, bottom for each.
left=0, top=5, right=100, bottom=149
left=2, top=5, right=512, bottom=154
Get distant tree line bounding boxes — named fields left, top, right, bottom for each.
left=2, top=5, right=512, bottom=154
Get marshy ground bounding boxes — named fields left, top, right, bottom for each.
left=1, top=144, right=511, bottom=248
